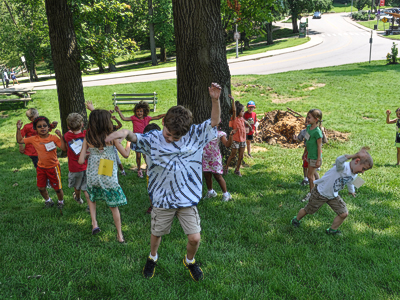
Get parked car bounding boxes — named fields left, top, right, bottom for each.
left=313, top=11, right=321, bottom=19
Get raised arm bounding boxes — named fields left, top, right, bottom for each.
left=229, top=94, right=236, bottom=121
left=55, top=130, right=67, bottom=152
left=16, top=120, right=24, bottom=144
left=115, top=106, right=132, bottom=122
left=386, top=110, right=397, bottom=124
left=85, top=101, right=95, bottom=112
left=150, top=113, right=166, bottom=121
left=112, top=116, right=123, bottom=130
left=209, top=83, right=221, bottom=127
left=114, top=138, right=131, bottom=158
left=78, top=138, right=88, bottom=165
left=105, top=129, right=137, bottom=144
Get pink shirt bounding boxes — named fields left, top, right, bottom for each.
left=229, top=117, right=246, bottom=142
left=130, top=115, right=152, bottom=134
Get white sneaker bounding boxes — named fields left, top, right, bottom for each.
left=206, top=190, right=218, bottom=198
left=222, top=192, right=232, bottom=202
left=301, top=192, right=311, bottom=202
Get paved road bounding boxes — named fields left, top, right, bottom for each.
left=32, top=13, right=396, bottom=90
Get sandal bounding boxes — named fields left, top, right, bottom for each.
left=138, top=169, right=143, bottom=178
left=234, top=170, right=242, bottom=177
left=92, top=227, right=101, bottom=235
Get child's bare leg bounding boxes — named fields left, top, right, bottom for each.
left=296, top=208, right=307, bottom=221
left=314, top=171, right=320, bottom=180
left=136, top=152, right=142, bottom=171
left=213, top=174, right=227, bottom=193
left=38, top=187, right=50, bottom=200
left=151, top=234, right=162, bottom=256
left=397, top=147, right=400, bottom=165
left=109, top=207, right=124, bottom=242
left=330, top=212, right=348, bottom=230
left=87, top=199, right=98, bottom=229
left=118, top=164, right=124, bottom=171
left=246, top=140, right=251, bottom=155
left=74, top=187, right=81, bottom=200
left=235, top=147, right=245, bottom=171
left=186, top=233, right=201, bottom=260
left=225, top=148, right=238, bottom=171
left=204, top=172, right=213, bottom=190
left=307, top=166, right=317, bottom=192
left=55, top=189, right=64, bottom=201
left=303, top=167, right=308, bottom=178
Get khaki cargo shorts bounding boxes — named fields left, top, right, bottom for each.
left=68, top=171, right=87, bottom=191
left=304, top=185, right=348, bottom=215
left=151, top=206, right=201, bottom=236
left=307, top=158, right=322, bottom=168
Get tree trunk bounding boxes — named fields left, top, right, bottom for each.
left=160, top=46, right=167, bottom=62
left=44, top=0, right=87, bottom=133
left=29, top=60, right=39, bottom=82
left=292, top=13, right=299, bottom=33
left=108, top=63, right=117, bottom=72
left=266, top=22, right=273, bottom=45
left=148, top=0, right=158, bottom=66
left=98, top=64, right=105, bottom=73
left=172, top=0, right=232, bottom=156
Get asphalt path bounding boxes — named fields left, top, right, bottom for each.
left=31, top=13, right=397, bottom=90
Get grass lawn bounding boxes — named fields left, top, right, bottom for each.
left=1, top=61, right=400, bottom=298
left=357, top=20, right=394, bottom=31
left=330, top=4, right=391, bottom=13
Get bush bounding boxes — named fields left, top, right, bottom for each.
left=351, top=11, right=376, bottom=20
left=386, top=42, right=399, bottom=64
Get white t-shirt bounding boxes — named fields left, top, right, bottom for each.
left=132, top=119, right=217, bottom=209
left=3, top=71, right=9, bottom=80
left=314, top=155, right=357, bottom=199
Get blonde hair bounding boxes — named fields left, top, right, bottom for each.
left=66, top=113, right=84, bottom=131
left=26, top=108, right=39, bottom=120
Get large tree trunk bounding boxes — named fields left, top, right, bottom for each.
left=44, top=0, right=87, bottom=133
left=160, top=46, right=167, bottom=62
left=108, top=63, right=117, bottom=72
left=292, top=13, right=299, bottom=33
left=172, top=0, right=231, bottom=132
left=266, top=22, right=273, bottom=45
left=148, top=0, right=158, bottom=66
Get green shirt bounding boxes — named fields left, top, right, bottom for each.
left=305, top=125, right=323, bottom=160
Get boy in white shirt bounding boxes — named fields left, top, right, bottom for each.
left=291, top=147, right=373, bottom=235
left=105, top=83, right=221, bottom=281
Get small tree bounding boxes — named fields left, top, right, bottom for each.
left=386, top=42, right=399, bottom=64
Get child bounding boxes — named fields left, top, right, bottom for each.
left=10, top=68, right=19, bottom=86
left=143, top=123, right=162, bottom=214
left=115, top=101, right=165, bottom=178
left=17, top=108, right=58, bottom=168
left=78, top=109, right=131, bottom=242
left=225, top=95, right=250, bottom=177
left=243, top=101, right=258, bottom=157
left=385, top=108, right=400, bottom=165
left=16, top=116, right=66, bottom=209
left=301, top=109, right=323, bottom=202
left=203, top=121, right=235, bottom=201
left=105, top=83, right=222, bottom=282
left=291, top=147, right=373, bottom=235
left=61, top=113, right=90, bottom=207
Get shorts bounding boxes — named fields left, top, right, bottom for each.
left=304, top=185, right=348, bottom=215
left=37, top=165, right=62, bottom=190
left=307, top=158, right=322, bottom=168
left=232, top=141, right=246, bottom=149
left=246, top=134, right=253, bottom=141
left=11, top=75, right=16, bottom=80
left=29, top=156, right=38, bottom=169
left=151, top=206, right=201, bottom=236
left=68, top=171, right=87, bottom=191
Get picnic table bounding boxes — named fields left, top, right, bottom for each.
left=0, top=87, right=36, bottom=107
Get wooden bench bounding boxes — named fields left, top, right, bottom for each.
left=112, top=92, right=158, bottom=112
left=0, top=97, right=32, bottom=106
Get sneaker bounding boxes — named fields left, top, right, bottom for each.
left=291, top=216, right=301, bottom=228
left=146, top=206, right=153, bottom=214
left=142, top=257, right=157, bottom=279
left=206, top=190, right=218, bottom=198
left=73, top=192, right=84, bottom=204
left=183, top=257, right=204, bottom=282
left=300, top=179, right=309, bottom=186
left=57, top=201, right=64, bottom=210
left=138, top=169, right=143, bottom=178
left=301, top=192, right=311, bottom=202
left=120, top=170, right=126, bottom=176
left=45, top=199, right=54, bottom=208
left=85, top=206, right=90, bottom=213
left=326, top=228, right=342, bottom=236
left=222, top=192, right=232, bottom=202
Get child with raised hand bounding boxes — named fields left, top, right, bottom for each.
left=115, top=101, right=165, bottom=178
left=78, top=109, right=131, bottom=242
left=244, top=101, right=258, bottom=157
left=385, top=108, right=400, bottom=165
left=105, top=82, right=222, bottom=282
left=60, top=113, right=90, bottom=207
left=224, top=95, right=250, bottom=177
left=203, top=121, right=235, bottom=201
left=291, top=147, right=373, bottom=235
left=16, top=116, right=66, bottom=209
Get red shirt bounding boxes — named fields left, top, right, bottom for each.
left=130, top=115, right=152, bottom=134
left=243, top=111, right=257, bottom=135
left=20, top=123, right=38, bottom=156
left=64, top=130, right=87, bottom=172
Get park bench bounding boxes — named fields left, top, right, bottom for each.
left=0, top=87, right=34, bottom=107
left=112, top=92, right=158, bottom=112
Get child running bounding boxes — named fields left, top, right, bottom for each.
left=203, top=121, right=235, bottom=201
left=78, top=110, right=131, bottom=242
left=105, top=82, right=222, bottom=282
left=115, top=101, right=165, bottom=178
left=225, top=95, right=250, bottom=177
left=243, top=101, right=258, bottom=157
left=385, top=108, right=400, bottom=165
left=16, top=116, right=66, bottom=209
left=291, top=147, right=373, bottom=235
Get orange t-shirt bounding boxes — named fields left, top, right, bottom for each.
left=229, top=117, right=246, bottom=142
left=24, top=135, right=61, bottom=168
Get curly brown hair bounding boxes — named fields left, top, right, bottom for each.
left=133, top=101, right=150, bottom=117
left=66, top=113, right=83, bottom=131
left=163, top=105, right=193, bottom=137
left=86, top=110, right=113, bottom=148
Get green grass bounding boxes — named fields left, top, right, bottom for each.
left=330, top=4, right=390, bottom=13
left=2, top=61, right=400, bottom=298
left=357, top=20, right=394, bottom=31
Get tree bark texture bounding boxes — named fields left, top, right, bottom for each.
left=266, top=22, right=273, bottom=45
left=292, top=14, right=299, bottom=33
left=172, top=0, right=231, bottom=132
left=148, top=0, right=158, bottom=66
left=160, top=46, right=167, bottom=62
left=44, top=0, right=87, bottom=133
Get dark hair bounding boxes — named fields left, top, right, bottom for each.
left=308, top=109, right=323, bottom=128
left=134, top=101, right=150, bottom=117
left=163, top=105, right=193, bottom=137
left=86, top=110, right=113, bottom=148
left=396, top=108, right=400, bottom=113
left=143, top=123, right=161, bottom=134
left=230, top=101, right=244, bottom=117
left=33, top=116, right=50, bottom=130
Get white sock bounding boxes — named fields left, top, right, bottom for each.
left=58, top=199, right=64, bottom=203
left=185, top=255, right=194, bottom=264
left=223, top=192, right=230, bottom=197
left=304, top=177, right=308, bottom=181
left=149, top=252, right=158, bottom=261
left=208, top=189, right=215, bottom=193
left=45, top=198, right=51, bottom=202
